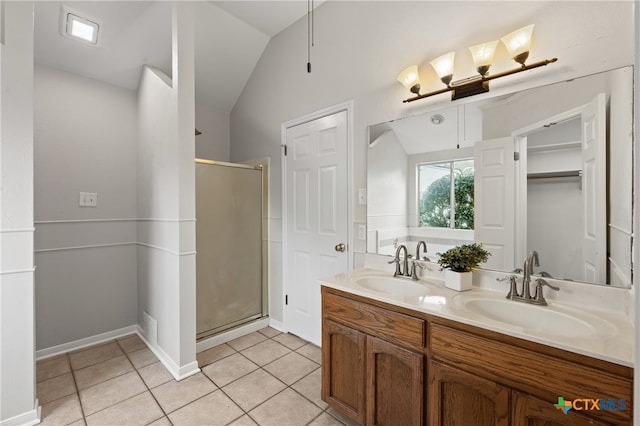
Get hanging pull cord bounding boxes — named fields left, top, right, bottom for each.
left=307, top=0, right=314, bottom=73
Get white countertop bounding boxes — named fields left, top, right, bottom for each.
left=319, top=268, right=634, bottom=367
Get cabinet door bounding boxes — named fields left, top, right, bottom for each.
left=428, top=360, right=510, bottom=426
left=512, top=391, right=618, bottom=426
left=322, top=319, right=366, bottom=424
left=366, top=336, right=423, bottom=426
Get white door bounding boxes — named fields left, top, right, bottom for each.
left=580, top=93, right=606, bottom=283
left=474, top=137, right=516, bottom=271
left=284, top=110, right=349, bottom=345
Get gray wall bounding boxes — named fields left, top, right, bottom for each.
left=34, top=65, right=138, bottom=350
left=229, top=1, right=635, bottom=324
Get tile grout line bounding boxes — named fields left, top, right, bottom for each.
left=114, top=338, right=174, bottom=426
left=65, top=352, right=89, bottom=425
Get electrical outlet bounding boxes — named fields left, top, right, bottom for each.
left=358, top=224, right=366, bottom=241
left=79, top=192, right=97, bottom=207
left=358, top=188, right=367, bottom=205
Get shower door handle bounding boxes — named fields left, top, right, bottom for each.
left=334, top=243, right=346, bottom=252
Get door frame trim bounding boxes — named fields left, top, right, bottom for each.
left=280, top=101, right=354, bottom=336
left=511, top=104, right=587, bottom=264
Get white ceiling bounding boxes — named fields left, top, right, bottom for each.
left=33, top=1, right=316, bottom=113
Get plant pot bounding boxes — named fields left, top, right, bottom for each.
left=444, top=269, right=473, bottom=291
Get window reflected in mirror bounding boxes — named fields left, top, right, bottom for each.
left=418, top=159, right=474, bottom=230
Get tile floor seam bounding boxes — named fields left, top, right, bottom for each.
left=65, top=352, right=88, bottom=423
left=161, top=387, right=219, bottom=415
left=74, top=363, right=134, bottom=393
left=215, top=386, right=252, bottom=421
left=287, top=367, right=325, bottom=410
left=69, top=340, right=123, bottom=372
left=202, top=364, right=257, bottom=390
left=227, top=332, right=269, bottom=352
left=237, top=343, right=294, bottom=368
left=305, top=410, right=328, bottom=426
left=116, top=338, right=172, bottom=424
left=294, top=347, right=322, bottom=365
left=288, top=382, right=327, bottom=413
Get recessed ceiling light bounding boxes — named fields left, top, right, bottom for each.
left=60, top=7, right=99, bottom=45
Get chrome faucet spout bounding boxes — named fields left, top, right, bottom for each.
left=522, top=250, right=541, bottom=301
left=389, top=244, right=411, bottom=277
left=416, top=241, right=428, bottom=261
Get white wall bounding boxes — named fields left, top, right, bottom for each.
left=230, top=1, right=635, bottom=324
left=195, top=103, right=230, bottom=161
left=33, top=64, right=138, bottom=350
left=367, top=130, right=408, bottom=242
left=0, top=1, right=38, bottom=424
left=136, top=2, right=197, bottom=379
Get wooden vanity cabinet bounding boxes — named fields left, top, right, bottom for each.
left=512, top=391, right=618, bottom=426
left=321, top=287, right=633, bottom=426
left=322, top=289, right=425, bottom=425
left=427, top=360, right=510, bottom=426
left=366, top=336, right=423, bottom=425
left=321, top=319, right=367, bottom=424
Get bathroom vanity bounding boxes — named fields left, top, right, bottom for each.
left=320, top=269, right=633, bottom=426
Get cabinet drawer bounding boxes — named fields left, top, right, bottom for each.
left=430, top=324, right=632, bottom=424
left=323, top=291, right=425, bottom=349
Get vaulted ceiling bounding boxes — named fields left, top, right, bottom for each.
left=33, top=1, right=317, bottom=113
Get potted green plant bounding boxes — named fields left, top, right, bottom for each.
left=437, top=243, right=490, bottom=291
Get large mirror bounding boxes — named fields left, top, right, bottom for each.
left=367, top=67, right=633, bottom=287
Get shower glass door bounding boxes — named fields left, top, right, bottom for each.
left=195, top=161, right=264, bottom=340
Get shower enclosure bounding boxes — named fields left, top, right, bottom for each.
left=195, top=159, right=266, bottom=340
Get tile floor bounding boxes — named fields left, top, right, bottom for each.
left=36, top=328, right=359, bottom=426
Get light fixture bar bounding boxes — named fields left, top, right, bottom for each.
left=402, top=57, right=557, bottom=103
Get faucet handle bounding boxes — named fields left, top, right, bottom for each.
left=387, top=257, right=402, bottom=277
left=536, top=278, right=559, bottom=291
left=496, top=274, right=517, bottom=282
left=497, top=275, right=520, bottom=299
left=410, top=260, right=426, bottom=280
left=533, top=278, right=559, bottom=305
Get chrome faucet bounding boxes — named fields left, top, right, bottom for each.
left=415, top=241, right=428, bottom=261
left=388, top=244, right=410, bottom=278
left=497, top=251, right=559, bottom=306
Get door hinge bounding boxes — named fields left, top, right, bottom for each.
left=514, top=152, right=520, bottom=161
left=282, top=144, right=288, bottom=156
left=285, top=294, right=288, bottom=305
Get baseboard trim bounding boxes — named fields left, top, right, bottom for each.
left=196, top=317, right=270, bottom=353
left=0, top=400, right=41, bottom=426
left=268, top=318, right=285, bottom=332
left=135, top=326, right=200, bottom=381
left=35, top=325, right=139, bottom=360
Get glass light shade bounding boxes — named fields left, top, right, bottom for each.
left=469, top=40, right=499, bottom=75
left=397, top=65, right=421, bottom=93
left=430, top=52, right=455, bottom=86
left=501, top=24, right=534, bottom=64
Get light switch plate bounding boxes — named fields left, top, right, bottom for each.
left=358, top=188, right=367, bottom=205
left=79, top=192, right=97, bottom=207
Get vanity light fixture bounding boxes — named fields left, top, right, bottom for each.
left=398, top=24, right=557, bottom=103
left=397, top=65, right=421, bottom=95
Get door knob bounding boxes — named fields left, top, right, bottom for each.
left=334, top=243, right=346, bottom=252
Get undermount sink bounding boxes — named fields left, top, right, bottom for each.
left=455, top=295, right=616, bottom=339
left=355, top=276, right=432, bottom=298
